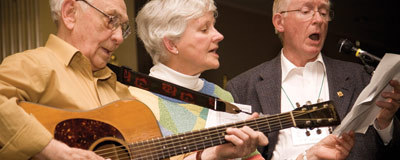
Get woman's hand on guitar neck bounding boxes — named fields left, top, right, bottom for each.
left=33, top=139, right=110, bottom=160
left=196, top=113, right=269, bottom=160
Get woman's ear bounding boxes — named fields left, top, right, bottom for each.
left=272, top=13, right=284, bottom=33
left=162, top=37, right=179, bottom=55
left=60, top=0, right=77, bottom=30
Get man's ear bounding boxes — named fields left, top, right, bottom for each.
left=162, top=37, right=179, bottom=55
left=60, top=0, right=77, bottom=30
left=272, top=13, right=284, bottom=33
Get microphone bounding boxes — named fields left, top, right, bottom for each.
left=338, top=39, right=382, bottom=64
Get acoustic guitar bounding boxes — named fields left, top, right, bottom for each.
left=21, top=100, right=340, bottom=159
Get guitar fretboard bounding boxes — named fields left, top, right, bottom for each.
left=128, top=112, right=294, bottom=159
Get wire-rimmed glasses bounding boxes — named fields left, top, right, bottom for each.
left=280, top=7, right=334, bottom=22
left=77, top=0, right=131, bottom=39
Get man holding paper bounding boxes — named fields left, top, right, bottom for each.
left=226, top=0, right=400, bottom=159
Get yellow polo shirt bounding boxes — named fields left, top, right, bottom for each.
left=0, top=34, right=132, bottom=159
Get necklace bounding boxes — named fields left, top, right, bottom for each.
left=281, top=71, right=325, bottom=109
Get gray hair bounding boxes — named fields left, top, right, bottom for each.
left=136, top=0, right=217, bottom=64
left=49, top=0, right=91, bottom=27
left=273, top=0, right=290, bottom=16
left=272, top=0, right=290, bottom=41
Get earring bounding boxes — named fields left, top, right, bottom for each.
left=175, top=51, right=179, bottom=54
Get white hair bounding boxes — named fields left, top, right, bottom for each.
left=136, top=0, right=217, bottom=64
left=49, top=0, right=63, bottom=26
left=49, top=0, right=91, bottom=27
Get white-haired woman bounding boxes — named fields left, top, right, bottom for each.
left=130, top=0, right=268, bottom=159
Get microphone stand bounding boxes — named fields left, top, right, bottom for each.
left=337, top=39, right=380, bottom=75
left=359, top=52, right=381, bottom=76
left=363, top=64, right=375, bottom=76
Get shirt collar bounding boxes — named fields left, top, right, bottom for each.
left=281, top=49, right=326, bottom=81
left=45, top=34, right=80, bottom=67
left=45, top=34, right=114, bottom=82
left=94, top=67, right=117, bottom=89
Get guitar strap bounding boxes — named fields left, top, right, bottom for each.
left=107, top=63, right=241, bottom=114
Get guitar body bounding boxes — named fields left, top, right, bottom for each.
left=20, top=100, right=162, bottom=158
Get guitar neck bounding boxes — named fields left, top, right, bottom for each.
left=128, top=112, right=294, bottom=159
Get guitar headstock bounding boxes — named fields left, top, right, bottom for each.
left=292, top=100, right=340, bottom=129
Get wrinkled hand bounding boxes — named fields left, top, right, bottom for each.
left=202, top=113, right=268, bottom=160
left=33, top=139, right=108, bottom=160
left=305, top=131, right=354, bottom=160
left=376, top=80, right=400, bottom=129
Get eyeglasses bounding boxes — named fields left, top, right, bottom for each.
left=280, top=7, right=334, bottom=22
left=77, top=0, right=131, bottom=39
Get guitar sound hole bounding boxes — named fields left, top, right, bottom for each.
left=54, top=118, right=125, bottom=149
left=93, top=140, right=131, bottom=159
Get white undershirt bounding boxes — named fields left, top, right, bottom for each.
left=272, top=51, right=330, bottom=160
left=149, top=63, right=204, bottom=91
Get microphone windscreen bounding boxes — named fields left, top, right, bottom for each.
left=338, top=39, right=354, bottom=54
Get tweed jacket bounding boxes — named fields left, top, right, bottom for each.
left=226, top=54, right=400, bottom=160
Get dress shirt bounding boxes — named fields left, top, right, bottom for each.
left=0, top=34, right=132, bottom=159
left=272, top=51, right=330, bottom=160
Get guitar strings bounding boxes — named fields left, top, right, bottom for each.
left=95, top=110, right=328, bottom=159
left=95, top=147, right=130, bottom=160
left=94, top=109, right=332, bottom=159
left=128, top=118, right=296, bottom=159
left=101, top=119, right=326, bottom=158
left=131, top=123, right=297, bottom=159
left=100, top=109, right=328, bottom=160
left=95, top=110, right=330, bottom=159
left=95, top=121, right=292, bottom=159
left=126, top=112, right=306, bottom=159
left=95, top=120, right=292, bottom=160
left=128, top=109, right=331, bottom=158
left=95, top=113, right=293, bottom=158
left=96, top=120, right=294, bottom=159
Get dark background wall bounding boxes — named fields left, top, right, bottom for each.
left=135, top=0, right=399, bottom=88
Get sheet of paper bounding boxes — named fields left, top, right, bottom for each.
left=333, top=53, right=400, bottom=135
left=205, top=102, right=252, bottom=128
